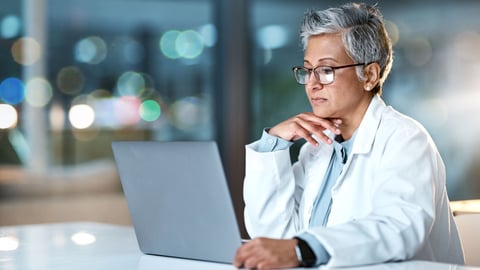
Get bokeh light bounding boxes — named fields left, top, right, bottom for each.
left=0, top=77, right=25, bottom=105
left=176, top=30, right=204, bottom=59
left=160, top=29, right=205, bottom=60
left=25, top=77, right=53, bottom=107
left=199, top=24, right=217, bottom=47
left=69, top=104, right=95, bottom=129
left=404, top=37, right=433, bottom=67
left=116, top=71, right=146, bottom=97
left=74, top=36, right=108, bottom=65
left=11, top=37, right=42, bottom=66
left=160, top=30, right=181, bottom=59
left=92, top=97, right=116, bottom=128
left=56, top=66, right=85, bottom=95
left=114, top=96, right=141, bottom=126
left=0, top=236, right=19, bottom=251
left=385, top=20, right=400, bottom=46
left=0, top=104, right=18, bottom=129
left=71, top=232, right=96, bottom=246
left=169, top=96, right=204, bottom=130
left=139, top=99, right=161, bottom=122
left=1, top=15, right=21, bottom=39
left=257, top=25, right=288, bottom=49
left=49, top=103, right=65, bottom=131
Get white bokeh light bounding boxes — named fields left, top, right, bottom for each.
left=71, top=232, right=96, bottom=246
left=68, top=104, right=95, bottom=129
left=0, top=104, right=18, bottom=129
left=0, top=236, right=19, bottom=251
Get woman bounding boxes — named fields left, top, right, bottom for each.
left=234, top=3, right=464, bottom=270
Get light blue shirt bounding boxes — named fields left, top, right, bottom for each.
left=256, top=129, right=355, bottom=266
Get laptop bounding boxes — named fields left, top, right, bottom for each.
left=111, top=141, right=242, bottom=264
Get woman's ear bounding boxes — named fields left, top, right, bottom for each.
left=363, top=62, right=381, bottom=91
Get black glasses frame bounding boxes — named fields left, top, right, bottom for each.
left=292, top=63, right=366, bottom=85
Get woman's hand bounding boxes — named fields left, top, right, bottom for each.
left=268, top=112, right=341, bottom=146
left=233, top=238, right=299, bottom=270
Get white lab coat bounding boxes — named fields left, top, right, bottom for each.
left=243, top=95, right=464, bottom=267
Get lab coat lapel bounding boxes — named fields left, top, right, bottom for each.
left=332, top=95, right=385, bottom=191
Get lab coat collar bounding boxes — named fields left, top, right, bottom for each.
left=351, top=95, right=387, bottom=155
left=310, top=95, right=386, bottom=158
left=329, top=95, right=386, bottom=196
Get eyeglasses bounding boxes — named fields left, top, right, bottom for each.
left=292, top=63, right=365, bottom=85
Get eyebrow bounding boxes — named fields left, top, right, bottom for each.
left=303, top=57, right=338, bottom=66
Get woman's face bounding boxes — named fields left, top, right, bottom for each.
left=304, top=33, right=372, bottom=122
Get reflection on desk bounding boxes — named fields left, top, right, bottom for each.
left=138, top=254, right=236, bottom=269
left=138, top=254, right=478, bottom=270
left=0, top=222, right=478, bottom=270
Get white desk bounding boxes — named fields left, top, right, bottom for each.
left=0, top=222, right=478, bottom=270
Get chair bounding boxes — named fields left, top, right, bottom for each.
left=454, top=213, right=480, bottom=266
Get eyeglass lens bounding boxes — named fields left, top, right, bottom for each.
left=294, top=67, right=334, bottom=85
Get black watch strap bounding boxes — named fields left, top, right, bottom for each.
left=294, top=237, right=317, bottom=267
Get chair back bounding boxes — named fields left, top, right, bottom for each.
left=454, top=213, right=480, bottom=266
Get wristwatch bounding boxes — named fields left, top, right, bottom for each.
left=294, top=237, right=317, bottom=267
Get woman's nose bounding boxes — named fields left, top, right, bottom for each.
left=306, top=72, right=323, bottom=89
left=308, top=71, right=317, bottom=83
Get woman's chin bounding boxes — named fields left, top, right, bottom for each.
left=312, top=111, right=330, bottom=118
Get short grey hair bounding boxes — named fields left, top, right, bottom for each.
left=300, top=3, right=393, bottom=95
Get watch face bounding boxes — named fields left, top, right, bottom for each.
left=295, top=245, right=303, bottom=262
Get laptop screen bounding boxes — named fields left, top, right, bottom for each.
left=112, top=141, right=242, bottom=264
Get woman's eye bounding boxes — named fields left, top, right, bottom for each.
left=319, top=67, right=333, bottom=74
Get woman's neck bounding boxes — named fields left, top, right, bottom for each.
left=338, top=95, right=373, bottom=140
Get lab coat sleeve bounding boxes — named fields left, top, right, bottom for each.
left=306, top=121, right=441, bottom=267
left=243, top=140, right=306, bottom=238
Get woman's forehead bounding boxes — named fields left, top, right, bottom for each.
left=304, top=34, right=351, bottom=64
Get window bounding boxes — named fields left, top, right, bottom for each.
left=250, top=0, right=480, bottom=200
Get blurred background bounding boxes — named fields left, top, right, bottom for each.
left=1, top=0, right=479, bottom=235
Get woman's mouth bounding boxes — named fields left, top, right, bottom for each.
left=311, top=97, right=327, bottom=104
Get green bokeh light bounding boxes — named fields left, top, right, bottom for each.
left=139, top=99, right=161, bottom=122
left=176, top=30, right=204, bottom=59
left=159, top=30, right=181, bottom=59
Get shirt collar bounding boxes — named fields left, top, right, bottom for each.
left=333, top=132, right=356, bottom=164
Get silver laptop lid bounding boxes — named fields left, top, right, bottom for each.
left=112, top=141, right=242, bottom=264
